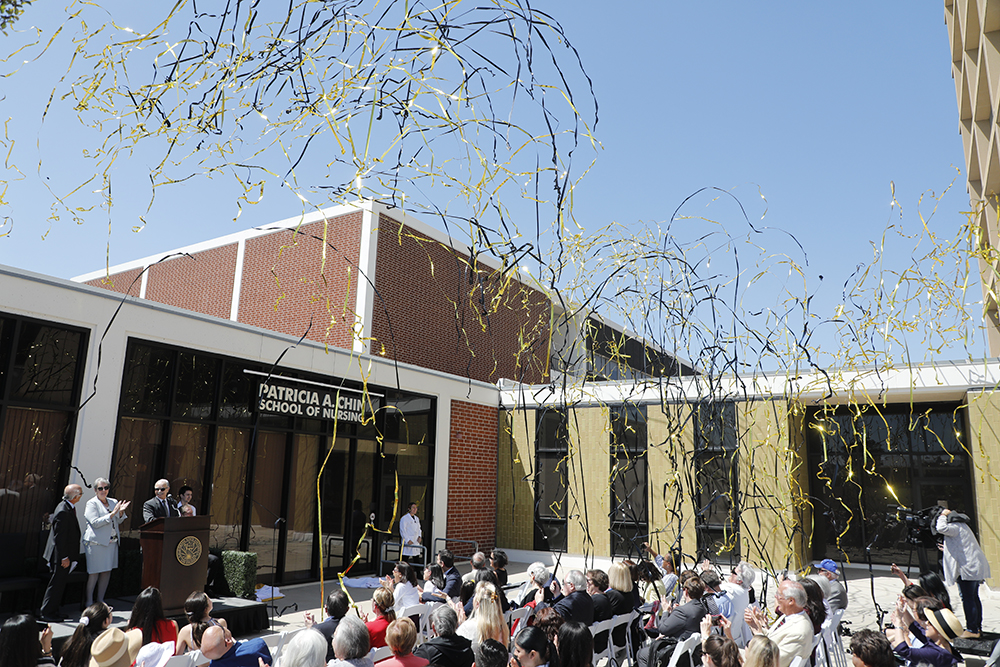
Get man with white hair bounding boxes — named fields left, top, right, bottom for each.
left=721, top=562, right=756, bottom=647
left=745, top=580, right=812, bottom=667
left=40, top=483, right=83, bottom=621
left=462, top=552, right=488, bottom=583
left=540, top=569, right=594, bottom=625
left=414, top=604, right=474, bottom=667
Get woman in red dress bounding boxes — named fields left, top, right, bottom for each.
left=127, top=587, right=179, bottom=651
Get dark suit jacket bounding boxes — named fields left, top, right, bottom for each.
left=442, top=567, right=462, bottom=599
left=551, top=590, right=594, bottom=625
left=421, top=567, right=463, bottom=603
left=656, top=599, right=708, bottom=640
left=311, top=617, right=341, bottom=662
left=142, top=496, right=180, bottom=523
left=413, top=633, right=475, bottom=667
left=43, top=499, right=80, bottom=564
left=593, top=592, right=612, bottom=622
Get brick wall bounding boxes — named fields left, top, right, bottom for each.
left=446, top=400, right=499, bottom=551
left=372, top=215, right=551, bottom=384
left=84, top=267, right=144, bottom=296
left=145, top=245, right=237, bottom=320
left=238, top=213, right=362, bottom=348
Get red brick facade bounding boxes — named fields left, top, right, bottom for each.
left=145, top=244, right=237, bottom=320
left=84, top=207, right=551, bottom=385
left=372, top=215, right=551, bottom=384
left=446, top=400, right=499, bottom=550
left=84, top=267, right=143, bottom=296
left=238, top=213, right=362, bottom=347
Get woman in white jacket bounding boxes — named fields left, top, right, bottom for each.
left=83, top=478, right=130, bottom=607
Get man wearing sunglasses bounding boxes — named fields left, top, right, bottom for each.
left=142, top=479, right=180, bottom=523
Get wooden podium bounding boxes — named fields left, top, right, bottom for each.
left=139, top=516, right=210, bottom=615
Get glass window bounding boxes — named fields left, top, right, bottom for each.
left=0, top=408, right=70, bottom=533
left=381, top=394, right=433, bottom=444
left=320, top=437, right=353, bottom=569
left=806, top=403, right=973, bottom=566
left=694, top=403, right=739, bottom=562
left=219, top=363, right=259, bottom=423
left=210, top=426, right=250, bottom=551
left=175, top=353, right=219, bottom=419
left=120, top=344, right=174, bottom=416
left=610, top=404, right=648, bottom=557
left=285, top=434, right=319, bottom=578
left=111, top=417, right=165, bottom=536
left=164, top=422, right=209, bottom=507
left=0, top=316, right=13, bottom=397
left=250, top=431, right=287, bottom=582
left=535, top=408, right=568, bottom=551
left=383, top=441, right=432, bottom=478
left=10, top=323, right=82, bottom=405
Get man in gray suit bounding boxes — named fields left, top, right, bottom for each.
left=40, top=484, right=83, bottom=621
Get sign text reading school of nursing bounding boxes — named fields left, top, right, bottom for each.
left=256, top=382, right=364, bottom=423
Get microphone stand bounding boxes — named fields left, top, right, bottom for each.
left=250, top=497, right=285, bottom=632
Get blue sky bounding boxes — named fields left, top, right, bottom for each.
left=0, top=2, right=980, bottom=361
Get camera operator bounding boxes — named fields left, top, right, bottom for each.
left=935, top=507, right=990, bottom=638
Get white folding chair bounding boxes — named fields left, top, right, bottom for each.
left=590, top=618, right=614, bottom=667
left=185, top=650, right=210, bottom=666
left=508, top=606, right=533, bottom=635
left=822, top=610, right=848, bottom=667
left=402, top=603, right=431, bottom=644
left=985, top=635, right=1000, bottom=667
left=664, top=632, right=701, bottom=667
left=811, top=630, right=825, bottom=667
left=261, top=632, right=284, bottom=654
left=609, top=611, right=635, bottom=667
left=163, top=655, right=196, bottom=667
left=371, top=645, right=394, bottom=663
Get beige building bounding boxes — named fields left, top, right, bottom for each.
left=945, top=0, right=1000, bottom=352
left=498, top=362, right=1000, bottom=586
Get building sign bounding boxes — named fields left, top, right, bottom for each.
left=256, top=381, right=366, bottom=423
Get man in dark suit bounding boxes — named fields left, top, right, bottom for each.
left=304, top=590, right=349, bottom=661
left=542, top=570, right=594, bottom=625
left=654, top=577, right=709, bottom=640
left=40, top=484, right=83, bottom=621
left=414, top=605, right=474, bottom=667
left=423, top=549, right=462, bottom=602
left=142, top=479, right=180, bottom=523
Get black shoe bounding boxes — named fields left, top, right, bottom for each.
left=39, top=613, right=66, bottom=623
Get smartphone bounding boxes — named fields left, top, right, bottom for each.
left=36, top=620, right=49, bottom=631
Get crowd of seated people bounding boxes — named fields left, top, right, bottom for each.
left=17, top=543, right=987, bottom=667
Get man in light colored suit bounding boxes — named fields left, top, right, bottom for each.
left=745, top=580, right=813, bottom=667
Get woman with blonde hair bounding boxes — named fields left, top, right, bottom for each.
left=367, top=586, right=397, bottom=649
left=456, top=582, right=509, bottom=650
left=376, top=618, right=428, bottom=667
left=744, top=635, right=780, bottom=667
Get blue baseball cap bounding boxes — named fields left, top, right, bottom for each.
left=819, top=558, right=838, bottom=574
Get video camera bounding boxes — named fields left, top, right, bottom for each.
left=886, top=505, right=942, bottom=548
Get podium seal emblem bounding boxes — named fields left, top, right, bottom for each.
left=176, top=535, right=203, bottom=566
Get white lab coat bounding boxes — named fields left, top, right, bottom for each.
left=400, top=513, right=422, bottom=557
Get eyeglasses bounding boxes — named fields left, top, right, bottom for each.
left=155, top=487, right=168, bottom=491
left=96, top=486, right=110, bottom=491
